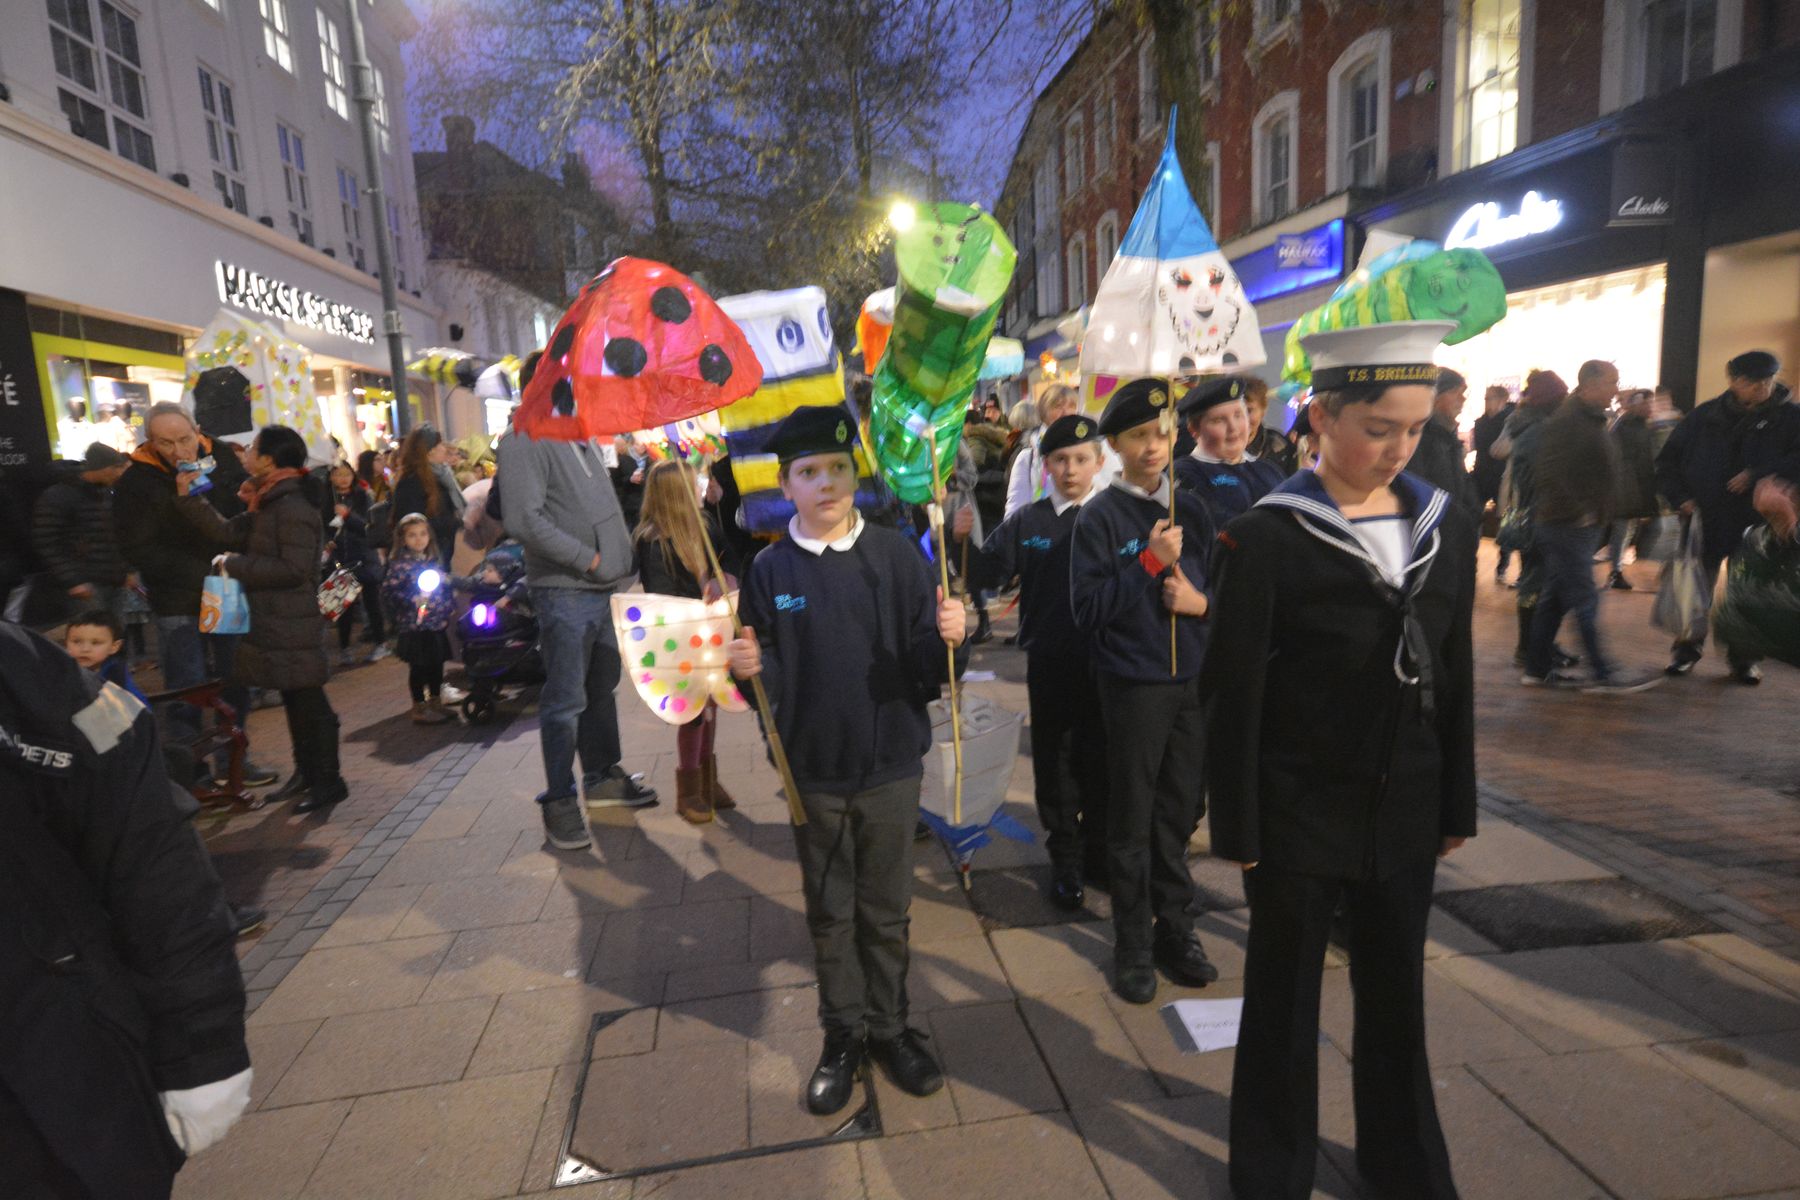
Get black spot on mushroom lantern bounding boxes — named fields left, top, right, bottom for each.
left=514, top=257, right=764, bottom=442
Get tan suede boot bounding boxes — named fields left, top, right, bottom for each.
left=676, top=766, right=712, bottom=824
left=702, top=755, right=735, bottom=810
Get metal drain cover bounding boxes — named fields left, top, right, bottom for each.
left=1434, top=878, right=1722, bottom=952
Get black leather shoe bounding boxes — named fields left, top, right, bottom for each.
left=1049, top=870, right=1084, bottom=912
left=1113, top=963, right=1157, bottom=1004
left=968, top=612, right=993, bottom=646
left=868, top=1028, right=943, bottom=1097
left=268, top=773, right=310, bottom=802
left=1154, top=932, right=1220, bottom=987
left=295, top=777, right=348, bottom=815
left=806, top=1031, right=864, bottom=1115
left=228, top=904, right=267, bottom=937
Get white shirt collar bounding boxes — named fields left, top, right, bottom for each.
left=1049, top=484, right=1097, bottom=515
left=1189, top=445, right=1257, bottom=465
left=1111, top=475, right=1172, bottom=506
left=787, top=511, right=865, bottom=555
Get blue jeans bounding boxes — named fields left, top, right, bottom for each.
left=1527, top=525, right=1612, bottom=679
left=532, top=585, right=623, bottom=801
left=155, top=615, right=250, bottom=767
left=1605, top=519, right=1641, bottom=568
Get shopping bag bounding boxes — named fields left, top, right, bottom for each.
left=1636, top=514, right=1681, bottom=564
left=1651, top=519, right=1709, bottom=643
left=1712, top=526, right=1800, bottom=668
left=1495, top=506, right=1534, bottom=554
left=199, top=570, right=250, bottom=634
left=317, top=565, right=363, bottom=620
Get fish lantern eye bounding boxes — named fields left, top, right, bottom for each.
left=418, top=569, right=442, bottom=594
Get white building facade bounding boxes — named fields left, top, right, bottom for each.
left=424, top=259, right=563, bottom=439
left=0, top=0, right=439, bottom=462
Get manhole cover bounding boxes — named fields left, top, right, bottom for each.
left=1434, top=878, right=1721, bottom=952
left=551, top=1008, right=881, bottom=1186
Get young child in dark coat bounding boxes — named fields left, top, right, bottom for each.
left=62, top=607, right=147, bottom=703
left=1069, top=378, right=1220, bottom=1006
left=381, top=513, right=458, bottom=725
left=727, top=405, right=967, bottom=1119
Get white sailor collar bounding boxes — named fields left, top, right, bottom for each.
left=1189, top=446, right=1259, bottom=465
left=1050, top=484, right=1098, bottom=515
left=1110, top=476, right=1172, bottom=506
left=787, top=511, right=866, bottom=556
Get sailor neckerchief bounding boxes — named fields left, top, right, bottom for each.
left=1255, top=469, right=1451, bottom=715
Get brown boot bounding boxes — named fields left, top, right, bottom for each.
left=676, top=766, right=712, bottom=824
left=702, top=754, right=735, bottom=810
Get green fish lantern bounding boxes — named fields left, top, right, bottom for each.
left=1282, top=243, right=1506, bottom=390
left=869, top=202, right=1017, bottom=503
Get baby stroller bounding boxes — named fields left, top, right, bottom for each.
left=455, top=545, right=543, bottom=724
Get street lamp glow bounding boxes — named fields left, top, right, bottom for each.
left=888, top=201, right=917, bottom=233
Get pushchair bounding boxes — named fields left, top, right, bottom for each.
left=454, top=547, right=543, bottom=724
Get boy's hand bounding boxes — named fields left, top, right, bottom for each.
left=728, top=625, right=762, bottom=678
left=1162, top=566, right=1208, bottom=616
left=936, top=587, right=967, bottom=647
left=1148, top=518, right=1183, bottom=566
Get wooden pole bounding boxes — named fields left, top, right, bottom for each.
left=1165, top=408, right=1177, bottom=677
left=923, top=424, right=965, bottom=826
left=683, top=471, right=807, bottom=828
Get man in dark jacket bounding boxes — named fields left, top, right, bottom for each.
left=1604, top=388, right=1660, bottom=590
left=1655, top=350, right=1800, bottom=682
left=1524, top=361, right=1658, bottom=693
left=30, top=443, right=130, bottom=623
left=113, top=404, right=273, bottom=787
left=1471, top=385, right=1515, bottom=509
left=1408, top=369, right=1479, bottom=518
left=0, top=620, right=251, bottom=1199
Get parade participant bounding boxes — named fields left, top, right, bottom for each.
left=727, top=404, right=967, bottom=1117
left=1069, top=378, right=1220, bottom=1005
left=976, top=412, right=1109, bottom=910
left=1242, top=376, right=1300, bottom=476
left=1204, top=320, right=1477, bottom=1200
left=633, top=460, right=736, bottom=824
left=381, top=514, right=459, bottom=725
left=1173, top=376, right=1287, bottom=526
left=1, top=619, right=251, bottom=1199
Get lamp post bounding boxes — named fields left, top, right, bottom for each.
left=344, top=0, right=411, bottom=437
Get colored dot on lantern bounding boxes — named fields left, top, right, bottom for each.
left=650, top=681, right=667, bottom=696
left=654, top=614, right=666, bottom=626
left=641, top=652, right=656, bottom=667
left=710, top=633, right=724, bottom=646
left=689, top=635, right=703, bottom=648
left=671, top=697, right=688, bottom=714
left=625, top=605, right=642, bottom=622
left=630, top=627, right=646, bottom=641
left=679, top=661, right=692, bottom=674
left=659, top=697, right=668, bottom=710
left=664, top=638, right=678, bottom=652
left=675, top=679, right=688, bottom=689
left=640, top=673, right=653, bottom=684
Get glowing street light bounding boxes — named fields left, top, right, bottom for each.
left=887, top=200, right=917, bottom=233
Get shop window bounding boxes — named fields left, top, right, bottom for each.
left=278, top=122, right=313, bottom=245
left=1328, top=30, right=1391, bottom=192
left=1094, top=93, right=1113, bottom=177
left=49, top=0, right=155, bottom=170
left=258, top=0, right=292, bottom=73
left=198, top=66, right=247, bottom=215
left=1095, top=211, right=1120, bottom=273
left=318, top=10, right=349, bottom=119
left=1642, top=0, right=1719, bottom=96
left=1252, top=91, right=1298, bottom=224
left=1066, top=233, right=1088, bottom=307
left=373, top=65, right=392, bottom=154
left=1137, top=39, right=1158, bottom=140
left=338, top=165, right=365, bottom=270
left=1063, top=111, right=1084, bottom=196
left=1454, top=0, right=1522, bottom=171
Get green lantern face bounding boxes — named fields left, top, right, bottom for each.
left=1403, top=249, right=1506, bottom=342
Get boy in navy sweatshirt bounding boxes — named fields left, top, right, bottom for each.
left=728, top=404, right=968, bottom=1117
left=1070, top=378, right=1220, bottom=1004
left=978, top=413, right=1109, bottom=912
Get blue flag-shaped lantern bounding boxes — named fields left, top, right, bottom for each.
left=1081, top=110, right=1265, bottom=388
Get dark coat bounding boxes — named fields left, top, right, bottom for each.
left=389, top=471, right=459, bottom=566
left=632, top=514, right=726, bottom=600
left=1532, top=398, right=1617, bottom=527
left=1655, top=388, right=1800, bottom=561
left=1609, top=412, right=1660, bottom=519
left=113, top=440, right=249, bottom=617
left=177, top=476, right=328, bottom=690
left=1203, top=473, right=1478, bottom=880
left=1471, top=403, right=1516, bottom=504
left=1247, top=426, right=1299, bottom=477
left=0, top=623, right=247, bottom=1200
left=1406, top=418, right=1479, bottom=519
left=322, top=483, right=380, bottom=583
left=31, top=466, right=128, bottom=592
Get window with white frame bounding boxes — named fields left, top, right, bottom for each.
left=1036, top=240, right=1063, bottom=317
left=1033, top=152, right=1062, bottom=314
left=47, top=0, right=156, bottom=169
left=1345, top=64, right=1381, bottom=186
left=198, top=66, right=246, bottom=214
left=1066, top=234, right=1088, bottom=307
left=258, top=0, right=292, bottom=72
left=1327, top=31, right=1391, bottom=191
left=372, top=65, right=392, bottom=154
left=1641, top=0, right=1719, bottom=96
left=1196, top=3, right=1220, bottom=89
left=1063, top=112, right=1084, bottom=196
left=278, top=123, right=313, bottom=244
left=1137, top=40, right=1159, bottom=139
left=1257, top=0, right=1297, bottom=39
left=1252, top=92, right=1298, bottom=224
left=1095, top=212, right=1120, bottom=273
left=1456, top=0, right=1522, bottom=169
left=1094, top=93, right=1114, bottom=176
left=338, top=166, right=365, bottom=269
left=318, top=10, right=349, bottom=119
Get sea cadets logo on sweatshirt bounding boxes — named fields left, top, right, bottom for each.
left=1022, top=536, right=1054, bottom=552
left=775, top=593, right=808, bottom=612
left=1210, top=472, right=1242, bottom=488
left=1118, top=537, right=1146, bottom=557
left=0, top=719, right=76, bottom=775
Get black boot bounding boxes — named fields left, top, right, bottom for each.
left=969, top=607, right=993, bottom=646
left=806, top=1031, right=864, bottom=1115
left=295, top=709, right=346, bottom=815
left=867, top=1028, right=943, bottom=1097
left=1048, top=864, right=1084, bottom=912
left=1511, top=606, right=1535, bottom=667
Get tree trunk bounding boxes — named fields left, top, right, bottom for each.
left=1141, top=0, right=1208, bottom=215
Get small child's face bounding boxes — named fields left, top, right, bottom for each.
left=65, top=624, right=121, bottom=670
left=330, top=466, right=354, bottom=493
left=480, top=565, right=503, bottom=584
left=402, top=524, right=432, bottom=554
left=1045, top=443, right=1100, bottom=501
left=779, top=452, right=857, bottom=533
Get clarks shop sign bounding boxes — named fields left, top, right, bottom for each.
left=215, top=261, right=376, bottom=344
left=1608, top=141, right=1678, bottom=228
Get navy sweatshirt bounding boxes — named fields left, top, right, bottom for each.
left=1174, top=454, right=1287, bottom=527
left=736, top=523, right=968, bottom=794
left=977, top=495, right=1087, bottom=659
left=1070, top=481, right=1215, bottom=683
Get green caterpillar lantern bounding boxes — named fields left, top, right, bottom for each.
left=1282, top=244, right=1507, bottom=389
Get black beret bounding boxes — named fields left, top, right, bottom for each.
left=1039, top=413, right=1102, bottom=457
left=1097, top=377, right=1174, bottom=436
left=768, top=403, right=858, bottom=464
left=1176, top=375, right=1246, bottom=418
left=1290, top=403, right=1314, bottom=439
left=1727, top=350, right=1780, bottom=380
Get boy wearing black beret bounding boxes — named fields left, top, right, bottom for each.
left=1069, top=378, right=1220, bottom=1004
left=1175, top=375, right=1288, bottom=527
left=727, top=404, right=969, bottom=1117
left=976, top=413, right=1109, bottom=911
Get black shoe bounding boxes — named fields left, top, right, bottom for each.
left=1666, top=645, right=1703, bottom=676
left=1154, top=932, right=1220, bottom=987
left=1608, top=570, right=1634, bottom=591
left=265, top=772, right=310, bottom=801
left=914, top=819, right=932, bottom=842
left=867, top=1028, right=943, bottom=1097
left=1049, top=870, right=1084, bottom=912
left=1518, top=647, right=1580, bottom=669
left=228, top=904, right=267, bottom=938
left=1113, top=962, right=1157, bottom=1005
left=584, top=764, right=658, bottom=808
left=968, top=612, right=993, bottom=646
left=805, top=1031, right=864, bottom=1115
left=1730, top=663, right=1763, bottom=686
left=295, top=777, right=348, bottom=815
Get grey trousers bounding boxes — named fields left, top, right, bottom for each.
left=791, top=775, right=920, bottom=1040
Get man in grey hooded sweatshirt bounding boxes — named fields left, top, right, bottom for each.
left=498, top=429, right=658, bottom=850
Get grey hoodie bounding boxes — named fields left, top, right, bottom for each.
left=496, top=432, right=634, bottom=591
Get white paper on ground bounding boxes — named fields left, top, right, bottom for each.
left=961, top=670, right=997, bottom=682
left=1165, top=997, right=1244, bottom=1054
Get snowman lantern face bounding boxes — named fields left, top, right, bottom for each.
left=1158, top=264, right=1244, bottom=371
